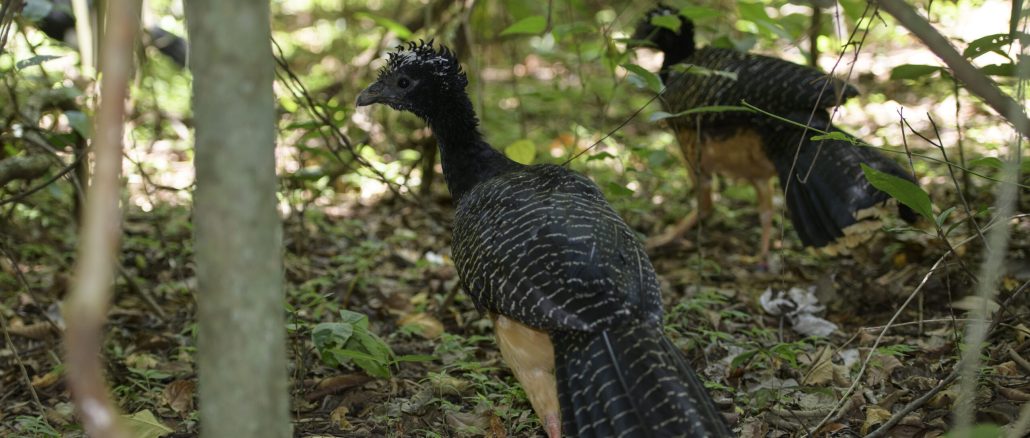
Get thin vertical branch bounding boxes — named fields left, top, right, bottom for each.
left=63, top=0, right=138, bottom=436
left=70, top=0, right=95, bottom=74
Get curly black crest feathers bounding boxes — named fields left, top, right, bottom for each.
left=378, top=39, right=468, bottom=89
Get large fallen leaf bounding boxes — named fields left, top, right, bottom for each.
left=861, top=405, right=892, bottom=435
left=802, top=347, right=834, bottom=386
left=123, top=409, right=173, bottom=438
left=398, top=312, right=444, bottom=339
left=162, top=379, right=195, bottom=416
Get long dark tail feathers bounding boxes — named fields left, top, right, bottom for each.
left=554, top=321, right=731, bottom=437
left=767, top=123, right=919, bottom=249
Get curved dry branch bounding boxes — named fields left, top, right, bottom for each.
left=63, top=0, right=139, bottom=437
left=875, top=0, right=1030, bottom=138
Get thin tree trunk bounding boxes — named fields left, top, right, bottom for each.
left=184, top=1, right=290, bottom=437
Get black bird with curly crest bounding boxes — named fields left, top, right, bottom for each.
left=357, top=40, right=731, bottom=437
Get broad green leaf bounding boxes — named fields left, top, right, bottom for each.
left=312, top=321, right=354, bottom=349
left=65, top=110, right=91, bottom=138
left=331, top=348, right=391, bottom=379
left=861, top=163, right=934, bottom=222
left=969, top=156, right=1004, bottom=169
left=678, top=6, right=721, bottom=21
left=354, top=12, right=412, bottom=39
left=605, top=181, right=634, bottom=197
left=16, top=55, right=63, bottom=71
left=339, top=309, right=369, bottom=328
left=622, top=63, right=663, bottom=93
left=979, top=62, right=1018, bottom=77
left=890, top=64, right=941, bottom=80
left=22, top=0, right=53, bottom=21
left=123, top=410, right=173, bottom=438
left=504, top=139, right=536, bottom=164
left=500, top=15, right=546, bottom=36
left=649, top=14, right=681, bottom=32
left=963, top=33, right=1030, bottom=59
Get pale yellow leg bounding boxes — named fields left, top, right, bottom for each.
left=492, top=314, right=560, bottom=438
left=754, top=178, right=774, bottom=259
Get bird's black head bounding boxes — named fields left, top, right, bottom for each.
left=630, top=4, right=695, bottom=58
left=356, top=40, right=468, bottom=119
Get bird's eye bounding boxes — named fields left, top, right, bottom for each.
left=397, top=77, right=411, bottom=88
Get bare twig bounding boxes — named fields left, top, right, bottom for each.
left=875, top=0, right=1030, bottom=138
left=63, top=0, right=138, bottom=436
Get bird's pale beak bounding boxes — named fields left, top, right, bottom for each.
left=356, top=82, right=385, bottom=107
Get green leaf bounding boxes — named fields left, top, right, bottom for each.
left=338, top=309, right=369, bottom=328
left=944, top=424, right=1002, bottom=438
left=605, top=181, right=634, bottom=197
left=500, top=15, right=546, bottom=36
left=979, top=62, right=1018, bottom=77
left=677, top=6, right=721, bottom=21
left=22, top=0, right=53, bottom=21
left=123, top=410, right=173, bottom=438
left=669, top=63, right=737, bottom=80
left=649, top=14, right=681, bottom=32
left=504, top=139, right=536, bottom=164
left=649, top=105, right=752, bottom=122
left=354, top=12, right=413, bottom=39
left=861, top=163, right=934, bottom=222
left=312, top=321, right=354, bottom=349
left=810, top=131, right=855, bottom=143
left=65, top=110, right=91, bottom=138
left=890, top=64, right=941, bottom=80
left=622, top=63, right=663, bottom=93
left=935, top=206, right=957, bottom=228
left=969, top=156, right=1004, bottom=169
left=395, top=354, right=435, bottom=363
left=16, top=55, right=63, bottom=71
left=586, top=151, right=615, bottom=161
left=963, top=33, right=1030, bottom=59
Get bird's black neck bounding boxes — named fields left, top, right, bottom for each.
left=424, top=92, right=521, bottom=203
left=658, top=32, right=696, bottom=82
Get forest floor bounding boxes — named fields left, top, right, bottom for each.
left=1, top=172, right=1028, bottom=437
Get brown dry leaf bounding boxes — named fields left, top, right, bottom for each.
left=31, top=369, right=61, bottom=389
left=865, top=353, right=902, bottom=386
left=429, top=372, right=471, bottom=396
left=8, top=321, right=54, bottom=340
left=330, top=405, right=352, bottom=430
left=1013, top=324, right=1030, bottom=344
left=487, top=412, right=507, bottom=438
left=445, top=411, right=490, bottom=435
left=802, top=347, right=834, bottom=386
left=162, top=379, right=195, bottom=416
left=997, top=360, right=1022, bottom=376
left=398, top=312, right=444, bottom=339
left=861, top=406, right=892, bottom=435
left=928, top=386, right=958, bottom=409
